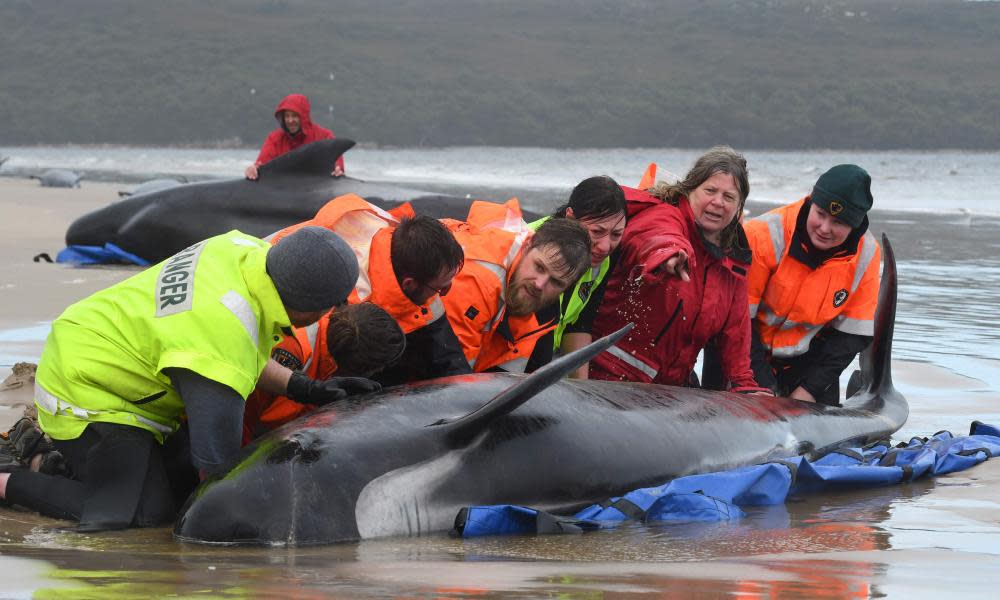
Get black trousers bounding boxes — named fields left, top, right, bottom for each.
left=6, top=422, right=198, bottom=530
left=768, top=356, right=841, bottom=406
left=700, top=343, right=841, bottom=406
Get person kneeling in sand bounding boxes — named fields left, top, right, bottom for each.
left=0, top=227, right=379, bottom=530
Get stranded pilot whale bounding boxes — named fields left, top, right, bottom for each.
left=64, top=139, right=536, bottom=264
left=174, top=237, right=904, bottom=546
left=33, top=169, right=82, bottom=188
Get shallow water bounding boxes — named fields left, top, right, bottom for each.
left=3, top=148, right=1000, bottom=597
left=3, top=462, right=999, bottom=598
left=3, top=145, right=1000, bottom=216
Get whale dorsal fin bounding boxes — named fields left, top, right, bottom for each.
left=430, top=324, right=634, bottom=446
left=849, top=233, right=897, bottom=400
left=864, top=234, right=896, bottom=396
left=259, top=138, right=356, bottom=177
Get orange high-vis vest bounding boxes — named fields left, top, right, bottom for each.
left=745, top=198, right=881, bottom=359
left=245, top=194, right=452, bottom=442
left=270, top=193, right=446, bottom=334
left=637, top=162, right=657, bottom=190
left=463, top=197, right=529, bottom=233
left=440, top=200, right=552, bottom=373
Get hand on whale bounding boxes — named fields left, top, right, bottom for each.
left=286, top=372, right=382, bottom=406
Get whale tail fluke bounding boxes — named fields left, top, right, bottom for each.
left=431, top=324, right=635, bottom=446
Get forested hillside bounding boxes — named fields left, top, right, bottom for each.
left=2, top=0, right=998, bottom=149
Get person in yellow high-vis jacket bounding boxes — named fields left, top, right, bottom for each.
left=0, top=227, right=378, bottom=531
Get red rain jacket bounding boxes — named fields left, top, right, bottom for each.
left=589, top=187, right=757, bottom=388
left=254, top=93, right=344, bottom=173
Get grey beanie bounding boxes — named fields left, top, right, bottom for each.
left=266, top=226, right=360, bottom=312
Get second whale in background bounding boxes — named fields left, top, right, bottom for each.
left=64, top=139, right=533, bottom=263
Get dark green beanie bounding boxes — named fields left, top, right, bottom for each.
left=810, top=164, right=873, bottom=229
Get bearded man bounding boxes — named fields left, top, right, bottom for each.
left=442, top=215, right=591, bottom=373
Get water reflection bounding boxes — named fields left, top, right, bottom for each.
left=2, top=462, right=999, bottom=597
left=0, top=322, right=51, bottom=366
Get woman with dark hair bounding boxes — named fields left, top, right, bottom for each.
left=587, top=147, right=766, bottom=391
left=324, top=302, right=408, bottom=377
left=530, top=176, right=627, bottom=378
left=242, top=302, right=406, bottom=442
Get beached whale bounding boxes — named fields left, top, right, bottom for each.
left=173, top=235, right=904, bottom=547
left=64, top=139, right=531, bottom=264
left=33, top=169, right=81, bottom=188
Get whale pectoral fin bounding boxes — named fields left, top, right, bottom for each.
left=429, top=324, right=634, bottom=446
left=118, top=203, right=160, bottom=234
left=259, top=138, right=356, bottom=177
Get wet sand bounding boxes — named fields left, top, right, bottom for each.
left=0, top=178, right=134, bottom=431
left=0, top=178, right=134, bottom=331
left=2, top=175, right=1000, bottom=598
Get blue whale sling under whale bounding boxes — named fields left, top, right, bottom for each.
left=173, top=235, right=905, bottom=547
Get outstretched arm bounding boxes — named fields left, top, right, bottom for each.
left=619, top=204, right=695, bottom=283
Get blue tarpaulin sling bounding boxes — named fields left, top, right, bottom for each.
left=454, top=421, right=1000, bottom=538
left=56, top=243, right=150, bottom=266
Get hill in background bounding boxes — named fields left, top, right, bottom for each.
left=2, top=0, right=998, bottom=149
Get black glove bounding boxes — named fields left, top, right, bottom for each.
left=286, top=371, right=382, bottom=406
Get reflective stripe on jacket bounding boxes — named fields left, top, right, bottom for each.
left=36, top=231, right=289, bottom=443
left=745, top=198, right=881, bottom=359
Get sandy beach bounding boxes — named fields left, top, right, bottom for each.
left=0, top=178, right=135, bottom=429
left=0, top=178, right=135, bottom=330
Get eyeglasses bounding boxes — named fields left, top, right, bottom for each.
left=419, top=280, right=453, bottom=297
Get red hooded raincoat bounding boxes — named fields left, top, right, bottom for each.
left=254, top=93, right=344, bottom=173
